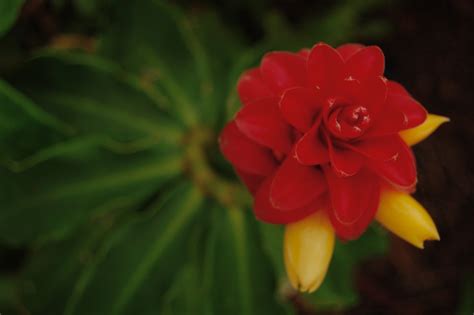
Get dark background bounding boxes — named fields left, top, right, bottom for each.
left=354, top=1, right=474, bottom=314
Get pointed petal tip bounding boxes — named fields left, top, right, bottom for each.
left=376, top=189, right=440, bottom=250
left=400, top=114, right=450, bottom=146
left=438, top=115, right=451, bottom=122
left=414, top=232, right=441, bottom=250
left=413, top=235, right=440, bottom=249
left=307, top=276, right=324, bottom=293
left=294, top=275, right=324, bottom=293
left=421, top=225, right=441, bottom=248
left=428, top=114, right=450, bottom=125
left=284, top=211, right=335, bottom=294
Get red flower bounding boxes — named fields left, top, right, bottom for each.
left=219, top=43, right=427, bottom=240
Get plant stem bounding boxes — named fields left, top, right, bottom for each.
left=183, top=127, right=252, bottom=209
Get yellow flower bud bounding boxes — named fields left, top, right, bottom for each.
left=284, top=210, right=335, bottom=293
left=376, top=190, right=440, bottom=249
left=400, top=114, right=449, bottom=146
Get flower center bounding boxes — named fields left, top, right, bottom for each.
left=325, top=98, right=371, bottom=140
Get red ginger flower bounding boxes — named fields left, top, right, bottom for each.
left=220, top=43, right=431, bottom=240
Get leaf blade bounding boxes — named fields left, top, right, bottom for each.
left=64, top=181, right=204, bottom=315
left=0, top=0, right=24, bottom=37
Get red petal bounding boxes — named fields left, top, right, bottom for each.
left=327, top=170, right=380, bottom=240
left=339, top=76, right=387, bottom=127
left=345, top=46, right=385, bottom=82
left=298, top=48, right=310, bottom=59
left=332, top=193, right=380, bottom=240
left=235, top=168, right=265, bottom=196
left=279, top=87, right=322, bottom=132
left=325, top=167, right=381, bottom=239
left=270, top=155, right=326, bottom=211
left=307, top=43, right=345, bottom=94
left=237, top=68, right=273, bottom=105
left=294, top=122, right=329, bottom=165
left=348, top=135, right=402, bottom=161
left=326, top=133, right=363, bottom=177
left=369, top=137, right=417, bottom=190
left=387, top=80, right=411, bottom=97
left=219, top=121, right=277, bottom=176
left=254, top=175, right=321, bottom=224
left=363, top=104, right=407, bottom=138
left=353, top=76, right=387, bottom=115
left=260, top=52, right=307, bottom=94
left=235, top=97, right=293, bottom=153
left=385, top=93, right=427, bottom=129
left=336, top=43, right=364, bottom=61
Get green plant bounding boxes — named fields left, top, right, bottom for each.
left=0, top=0, right=390, bottom=313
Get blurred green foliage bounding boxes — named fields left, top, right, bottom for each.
left=0, top=0, right=392, bottom=314
left=457, top=273, right=474, bottom=315
left=0, top=0, right=24, bottom=37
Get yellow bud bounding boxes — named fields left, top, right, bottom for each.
left=284, top=210, right=335, bottom=293
left=400, top=114, right=449, bottom=146
left=376, top=190, right=440, bottom=249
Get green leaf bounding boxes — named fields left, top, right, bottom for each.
left=262, top=0, right=389, bottom=50
left=2, top=52, right=186, bottom=244
left=0, top=0, right=24, bottom=37
left=258, top=223, right=286, bottom=281
left=19, top=180, right=191, bottom=315
left=187, top=11, right=246, bottom=130
left=204, top=207, right=288, bottom=315
left=72, top=0, right=106, bottom=17
left=100, top=0, right=243, bottom=128
left=0, top=138, right=183, bottom=244
left=159, top=263, right=207, bottom=315
left=0, top=275, right=19, bottom=313
left=99, top=0, right=200, bottom=127
left=158, top=202, right=214, bottom=315
left=63, top=181, right=204, bottom=315
left=0, top=78, right=71, bottom=163
left=7, top=52, right=183, bottom=145
left=20, top=218, right=117, bottom=314
left=458, top=272, right=474, bottom=315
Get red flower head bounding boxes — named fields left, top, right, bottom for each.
left=219, top=43, right=430, bottom=240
